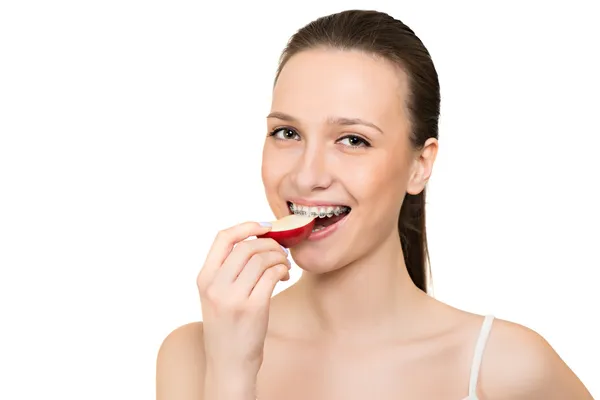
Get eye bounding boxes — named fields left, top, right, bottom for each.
left=269, top=127, right=301, bottom=141
left=338, top=135, right=371, bottom=148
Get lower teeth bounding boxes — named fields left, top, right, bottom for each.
left=312, top=226, right=326, bottom=232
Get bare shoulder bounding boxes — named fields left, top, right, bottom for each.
left=480, top=317, right=592, bottom=399
left=156, top=321, right=205, bottom=400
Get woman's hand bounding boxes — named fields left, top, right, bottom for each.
left=197, top=221, right=291, bottom=381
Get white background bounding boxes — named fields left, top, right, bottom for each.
left=1, top=1, right=598, bottom=398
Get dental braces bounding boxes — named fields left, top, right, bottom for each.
left=291, top=206, right=350, bottom=218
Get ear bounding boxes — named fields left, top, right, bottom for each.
left=406, top=138, right=438, bottom=195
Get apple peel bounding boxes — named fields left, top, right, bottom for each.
left=257, top=214, right=316, bottom=248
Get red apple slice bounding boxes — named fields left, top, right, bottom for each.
left=257, top=214, right=316, bottom=248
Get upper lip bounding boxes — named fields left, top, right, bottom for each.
left=287, top=198, right=349, bottom=207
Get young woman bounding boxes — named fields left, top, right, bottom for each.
left=156, top=9, right=593, bottom=400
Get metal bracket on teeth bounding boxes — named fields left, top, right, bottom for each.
left=292, top=207, right=349, bottom=218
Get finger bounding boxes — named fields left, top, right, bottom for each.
left=197, top=221, right=272, bottom=286
left=215, top=238, right=288, bottom=285
left=249, top=264, right=290, bottom=303
left=233, top=250, right=290, bottom=295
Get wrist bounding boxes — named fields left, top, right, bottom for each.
left=204, top=366, right=257, bottom=400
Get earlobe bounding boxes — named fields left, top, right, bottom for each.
left=406, top=138, right=438, bottom=195
left=406, top=165, right=427, bottom=195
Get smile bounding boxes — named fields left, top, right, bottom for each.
left=287, top=201, right=351, bottom=238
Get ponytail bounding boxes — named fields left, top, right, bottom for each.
left=399, top=189, right=431, bottom=293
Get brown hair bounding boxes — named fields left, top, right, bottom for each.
left=273, top=10, right=440, bottom=293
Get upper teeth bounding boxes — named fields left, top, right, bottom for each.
left=289, top=202, right=349, bottom=218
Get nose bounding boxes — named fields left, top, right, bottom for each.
left=290, top=142, right=333, bottom=193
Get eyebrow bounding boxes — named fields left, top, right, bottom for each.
left=266, top=111, right=384, bottom=135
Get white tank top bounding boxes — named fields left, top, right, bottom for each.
left=461, top=315, right=495, bottom=399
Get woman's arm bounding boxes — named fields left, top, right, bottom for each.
left=156, top=322, right=259, bottom=400
left=156, top=322, right=206, bottom=400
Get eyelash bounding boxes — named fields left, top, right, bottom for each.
left=268, top=127, right=371, bottom=148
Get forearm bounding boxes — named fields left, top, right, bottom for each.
left=203, top=367, right=257, bottom=400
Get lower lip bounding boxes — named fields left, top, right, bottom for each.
left=306, top=212, right=350, bottom=241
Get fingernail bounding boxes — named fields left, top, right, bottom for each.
left=258, top=221, right=272, bottom=227
left=280, top=245, right=289, bottom=255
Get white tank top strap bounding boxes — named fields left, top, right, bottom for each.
left=467, top=314, right=495, bottom=397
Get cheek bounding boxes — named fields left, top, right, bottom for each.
left=344, top=157, right=407, bottom=238
left=344, top=155, right=406, bottom=203
left=261, top=143, right=288, bottom=192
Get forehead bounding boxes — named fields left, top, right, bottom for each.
left=272, top=48, right=408, bottom=126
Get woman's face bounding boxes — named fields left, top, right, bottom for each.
left=261, top=48, right=436, bottom=272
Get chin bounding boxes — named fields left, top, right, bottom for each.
left=289, top=245, right=351, bottom=275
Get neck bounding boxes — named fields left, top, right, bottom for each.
left=293, top=232, right=428, bottom=340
